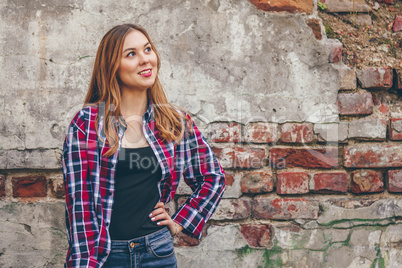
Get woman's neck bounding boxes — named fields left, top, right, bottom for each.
left=120, top=89, right=148, bottom=118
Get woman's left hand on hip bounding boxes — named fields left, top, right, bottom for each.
left=149, top=202, right=183, bottom=236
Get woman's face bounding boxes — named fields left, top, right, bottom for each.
left=117, top=30, right=158, bottom=93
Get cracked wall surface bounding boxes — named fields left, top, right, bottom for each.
left=0, top=202, right=66, bottom=267
left=1, top=0, right=402, bottom=267
left=0, top=0, right=339, bottom=169
left=175, top=199, right=402, bottom=268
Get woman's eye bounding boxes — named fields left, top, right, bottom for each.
left=127, top=51, right=136, bottom=57
left=145, top=47, right=152, bottom=52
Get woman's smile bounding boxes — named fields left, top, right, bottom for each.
left=138, top=68, right=152, bottom=77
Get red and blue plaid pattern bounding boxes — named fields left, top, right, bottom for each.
left=62, top=104, right=225, bottom=267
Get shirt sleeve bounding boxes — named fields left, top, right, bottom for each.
left=62, top=111, right=100, bottom=268
left=171, top=114, right=225, bottom=239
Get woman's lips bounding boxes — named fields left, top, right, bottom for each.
left=139, top=69, right=152, bottom=77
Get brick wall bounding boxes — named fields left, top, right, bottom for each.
left=173, top=66, right=402, bottom=265
left=174, top=1, right=402, bottom=267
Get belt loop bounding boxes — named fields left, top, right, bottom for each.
left=128, top=240, right=133, bottom=253
left=145, top=235, right=150, bottom=253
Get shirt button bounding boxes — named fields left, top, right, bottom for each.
left=130, top=242, right=135, bottom=248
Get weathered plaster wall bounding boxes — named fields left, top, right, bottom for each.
left=1, top=0, right=402, bottom=267
left=0, top=0, right=339, bottom=169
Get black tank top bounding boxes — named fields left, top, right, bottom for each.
left=109, top=146, right=165, bottom=240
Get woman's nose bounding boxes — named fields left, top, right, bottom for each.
left=138, top=53, right=149, bottom=65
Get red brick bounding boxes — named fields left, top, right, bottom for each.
left=390, top=119, right=402, bottom=141
left=306, top=19, right=322, bottom=40
left=344, top=144, right=402, bottom=168
left=276, top=172, right=309, bottom=194
left=174, top=223, right=209, bottom=246
left=269, top=147, right=339, bottom=169
left=244, top=123, right=278, bottom=143
left=388, top=170, right=402, bottom=192
left=212, top=198, right=251, bottom=220
left=241, top=172, right=274, bottom=193
left=326, top=40, right=342, bottom=63
left=393, top=15, right=402, bottom=32
left=225, top=172, right=234, bottom=186
left=252, top=197, right=319, bottom=220
left=350, top=170, right=384, bottom=193
left=337, top=92, right=373, bottom=115
left=12, top=176, right=47, bottom=197
left=313, top=172, right=348, bottom=193
left=174, top=232, right=200, bottom=247
left=48, top=179, right=65, bottom=199
left=378, top=103, right=389, bottom=115
left=240, top=224, right=272, bottom=247
left=213, top=146, right=266, bottom=169
left=231, top=199, right=252, bottom=219
left=0, top=175, right=5, bottom=197
left=379, top=103, right=391, bottom=115
left=248, top=0, right=313, bottom=14
left=212, top=147, right=223, bottom=159
left=280, top=123, right=315, bottom=143
left=357, top=67, right=393, bottom=90
left=208, top=122, right=241, bottom=143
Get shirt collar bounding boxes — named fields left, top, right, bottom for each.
left=143, top=101, right=155, bottom=122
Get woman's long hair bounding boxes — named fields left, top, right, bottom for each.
left=84, top=24, right=188, bottom=157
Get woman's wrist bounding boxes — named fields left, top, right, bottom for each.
left=171, top=222, right=183, bottom=236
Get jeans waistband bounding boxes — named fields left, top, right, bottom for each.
left=110, top=227, right=171, bottom=253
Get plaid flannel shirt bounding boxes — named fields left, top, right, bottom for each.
left=62, top=103, right=225, bottom=268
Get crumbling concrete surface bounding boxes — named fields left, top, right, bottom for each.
left=5, top=1, right=398, bottom=268
left=0, top=0, right=338, bottom=169
left=1, top=199, right=401, bottom=267
left=0, top=201, right=67, bottom=267
left=175, top=199, right=402, bottom=268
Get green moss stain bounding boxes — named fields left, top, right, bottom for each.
left=236, top=245, right=255, bottom=259
left=262, top=239, right=284, bottom=268
left=262, top=248, right=283, bottom=268
left=323, top=233, right=331, bottom=243
left=367, top=225, right=385, bottom=231
left=236, top=239, right=285, bottom=268
left=371, top=256, right=385, bottom=268
left=370, top=246, right=385, bottom=268
left=236, top=225, right=392, bottom=267
left=3, top=202, right=18, bottom=213
left=78, top=55, right=90, bottom=60
left=289, top=233, right=303, bottom=249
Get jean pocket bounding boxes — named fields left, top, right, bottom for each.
left=149, top=236, right=175, bottom=258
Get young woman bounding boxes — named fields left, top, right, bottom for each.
left=62, top=24, right=225, bottom=268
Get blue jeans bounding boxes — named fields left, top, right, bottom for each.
left=103, top=227, right=177, bottom=268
